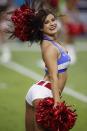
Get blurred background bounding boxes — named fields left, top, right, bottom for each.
left=0, top=0, right=87, bottom=131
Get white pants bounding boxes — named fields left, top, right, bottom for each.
left=25, top=81, right=53, bottom=106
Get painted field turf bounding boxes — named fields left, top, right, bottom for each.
left=0, top=47, right=87, bottom=131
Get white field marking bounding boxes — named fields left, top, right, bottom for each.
left=0, top=83, right=7, bottom=89
left=1, top=61, right=42, bottom=80
left=64, top=87, right=87, bottom=103
left=1, top=61, right=87, bottom=103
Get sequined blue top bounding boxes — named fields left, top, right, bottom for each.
left=43, top=35, right=71, bottom=73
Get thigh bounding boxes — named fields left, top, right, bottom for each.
left=25, top=101, right=34, bottom=131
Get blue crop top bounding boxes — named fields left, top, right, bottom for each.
left=43, top=35, right=71, bottom=73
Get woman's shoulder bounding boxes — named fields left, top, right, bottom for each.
left=41, top=40, right=58, bottom=51
left=42, top=39, right=51, bottom=45
left=41, top=40, right=60, bottom=56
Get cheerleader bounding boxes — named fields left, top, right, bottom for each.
left=11, top=4, right=77, bottom=131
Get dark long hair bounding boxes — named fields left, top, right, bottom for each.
left=11, top=6, right=56, bottom=43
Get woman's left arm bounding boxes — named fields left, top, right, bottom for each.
left=42, top=45, right=61, bottom=106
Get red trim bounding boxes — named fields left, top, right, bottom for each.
left=37, top=81, right=45, bottom=85
left=37, top=81, right=51, bottom=90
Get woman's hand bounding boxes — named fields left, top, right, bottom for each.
left=53, top=98, right=61, bottom=108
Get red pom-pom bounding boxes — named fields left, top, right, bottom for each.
left=36, top=97, right=77, bottom=131
left=11, top=5, right=36, bottom=41
left=65, top=23, right=84, bottom=36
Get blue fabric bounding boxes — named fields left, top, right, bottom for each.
left=43, top=35, right=71, bottom=73
left=45, top=68, right=67, bottom=73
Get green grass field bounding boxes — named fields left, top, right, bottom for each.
left=0, top=40, right=87, bottom=131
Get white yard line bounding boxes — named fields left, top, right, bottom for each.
left=1, top=61, right=42, bottom=80
left=64, top=88, right=87, bottom=103
left=1, top=61, right=87, bottom=103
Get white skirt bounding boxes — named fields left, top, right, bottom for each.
left=25, top=80, right=53, bottom=106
